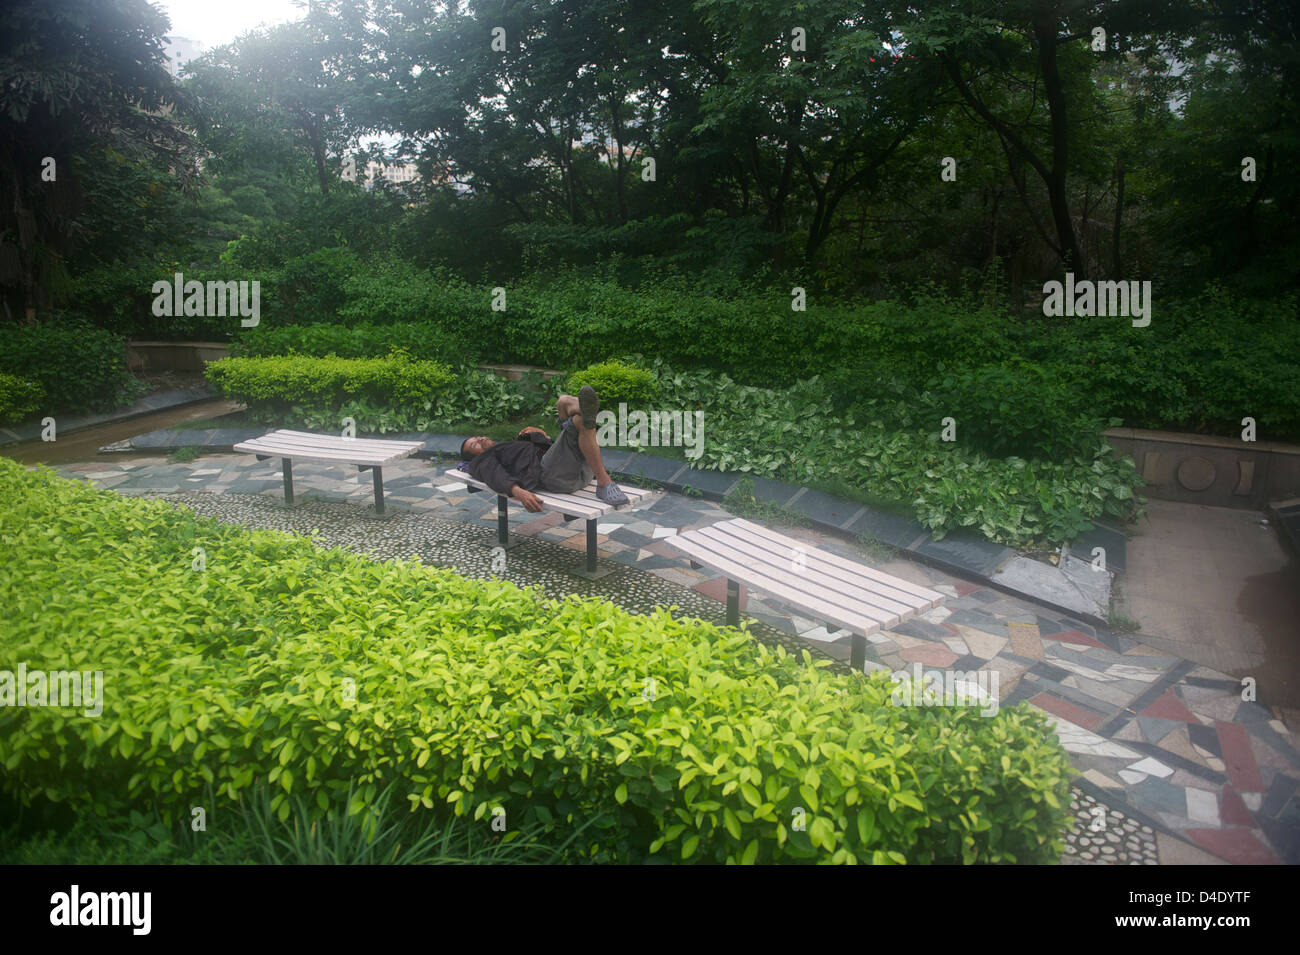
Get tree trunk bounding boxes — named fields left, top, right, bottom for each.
left=1111, top=156, right=1124, bottom=278
left=1032, top=13, right=1084, bottom=277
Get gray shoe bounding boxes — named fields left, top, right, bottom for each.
left=596, top=481, right=629, bottom=506
left=578, top=385, right=600, bottom=430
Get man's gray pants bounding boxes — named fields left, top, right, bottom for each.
left=539, top=418, right=593, bottom=493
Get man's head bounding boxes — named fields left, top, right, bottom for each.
left=459, top=436, right=495, bottom=459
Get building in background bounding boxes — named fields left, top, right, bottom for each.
left=162, top=35, right=203, bottom=77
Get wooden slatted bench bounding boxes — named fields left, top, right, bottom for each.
left=233, top=429, right=425, bottom=515
left=664, top=517, right=946, bottom=671
left=442, top=469, right=654, bottom=579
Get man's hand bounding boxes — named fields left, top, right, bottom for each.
left=517, top=426, right=547, bottom=438
left=511, top=485, right=544, bottom=512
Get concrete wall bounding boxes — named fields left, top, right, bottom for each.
left=127, top=341, right=230, bottom=373
left=1105, top=427, right=1300, bottom=509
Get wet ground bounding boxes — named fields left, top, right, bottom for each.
left=2, top=397, right=239, bottom=468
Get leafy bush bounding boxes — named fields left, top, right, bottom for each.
left=205, top=351, right=456, bottom=414
left=232, top=320, right=479, bottom=367
left=650, top=360, right=1144, bottom=548
left=0, top=459, right=1072, bottom=864
left=0, top=371, right=44, bottom=425
left=0, top=320, right=141, bottom=413
left=271, top=246, right=365, bottom=324
left=917, top=359, right=1106, bottom=461
left=65, top=263, right=266, bottom=340
left=567, top=360, right=658, bottom=409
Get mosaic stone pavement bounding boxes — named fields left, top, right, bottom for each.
left=50, top=453, right=1300, bottom=865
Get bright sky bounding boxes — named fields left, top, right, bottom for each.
left=154, top=0, right=307, bottom=48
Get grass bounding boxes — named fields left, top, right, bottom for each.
left=856, top=532, right=899, bottom=564
left=0, top=782, right=600, bottom=865
left=722, top=476, right=810, bottom=528
left=1105, top=609, right=1142, bottom=634
left=168, top=445, right=201, bottom=463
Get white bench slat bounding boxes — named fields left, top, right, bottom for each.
left=706, top=519, right=943, bottom=611
left=442, top=469, right=649, bottom=517
left=676, top=530, right=900, bottom=629
left=235, top=429, right=422, bottom=467
left=721, top=518, right=945, bottom=607
left=260, top=429, right=423, bottom=453
left=234, top=442, right=406, bottom=467
left=668, top=534, right=885, bottom=634
left=692, top=523, right=919, bottom=620
left=441, top=471, right=604, bottom=517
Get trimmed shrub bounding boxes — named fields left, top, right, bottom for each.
left=566, top=360, right=658, bottom=409
left=205, top=351, right=455, bottom=413
left=0, top=459, right=1073, bottom=864
left=0, top=372, right=44, bottom=425
left=0, top=320, right=139, bottom=413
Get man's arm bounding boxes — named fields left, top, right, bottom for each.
left=471, top=448, right=545, bottom=511
left=472, top=452, right=521, bottom=497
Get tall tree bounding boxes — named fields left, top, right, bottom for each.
left=0, top=0, right=199, bottom=321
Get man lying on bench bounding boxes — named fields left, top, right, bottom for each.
left=458, top=386, right=630, bottom=510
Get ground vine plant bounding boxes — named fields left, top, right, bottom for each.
left=642, top=360, right=1144, bottom=549
left=0, top=460, right=1072, bottom=864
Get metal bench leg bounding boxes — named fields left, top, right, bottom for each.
left=281, top=458, right=294, bottom=506
left=850, top=635, right=867, bottom=673
left=574, top=517, right=614, bottom=580
left=726, top=578, right=740, bottom=628
left=493, top=496, right=525, bottom=549
left=498, top=495, right=511, bottom=547
left=372, top=466, right=385, bottom=515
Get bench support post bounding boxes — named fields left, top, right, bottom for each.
left=497, top=495, right=511, bottom=548
left=574, top=518, right=614, bottom=580
left=371, top=466, right=385, bottom=515
left=281, top=458, right=294, bottom=506
left=726, top=578, right=740, bottom=628
left=850, top=634, right=867, bottom=673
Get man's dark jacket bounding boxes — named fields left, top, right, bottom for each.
left=468, top=431, right=553, bottom=496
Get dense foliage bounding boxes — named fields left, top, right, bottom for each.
left=0, top=459, right=1073, bottom=863
left=232, top=318, right=478, bottom=366
left=223, top=276, right=1300, bottom=444
left=0, top=371, right=43, bottom=425
left=648, top=361, right=1145, bottom=548
left=0, top=320, right=139, bottom=414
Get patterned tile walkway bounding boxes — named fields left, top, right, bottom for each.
left=50, top=453, right=1300, bottom=865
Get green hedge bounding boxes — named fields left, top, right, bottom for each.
left=0, top=458, right=1072, bottom=864
left=0, top=372, right=44, bottom=425
left=0, top=320, right=140, bottom=413
left=205, top=352, right=456, bottom=412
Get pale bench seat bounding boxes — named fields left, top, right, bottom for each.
left=442, top=469, right=654, bottom=578
left=233, top=429, right=425, bottom=515
left=665, top=517, right=946, bottom=671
